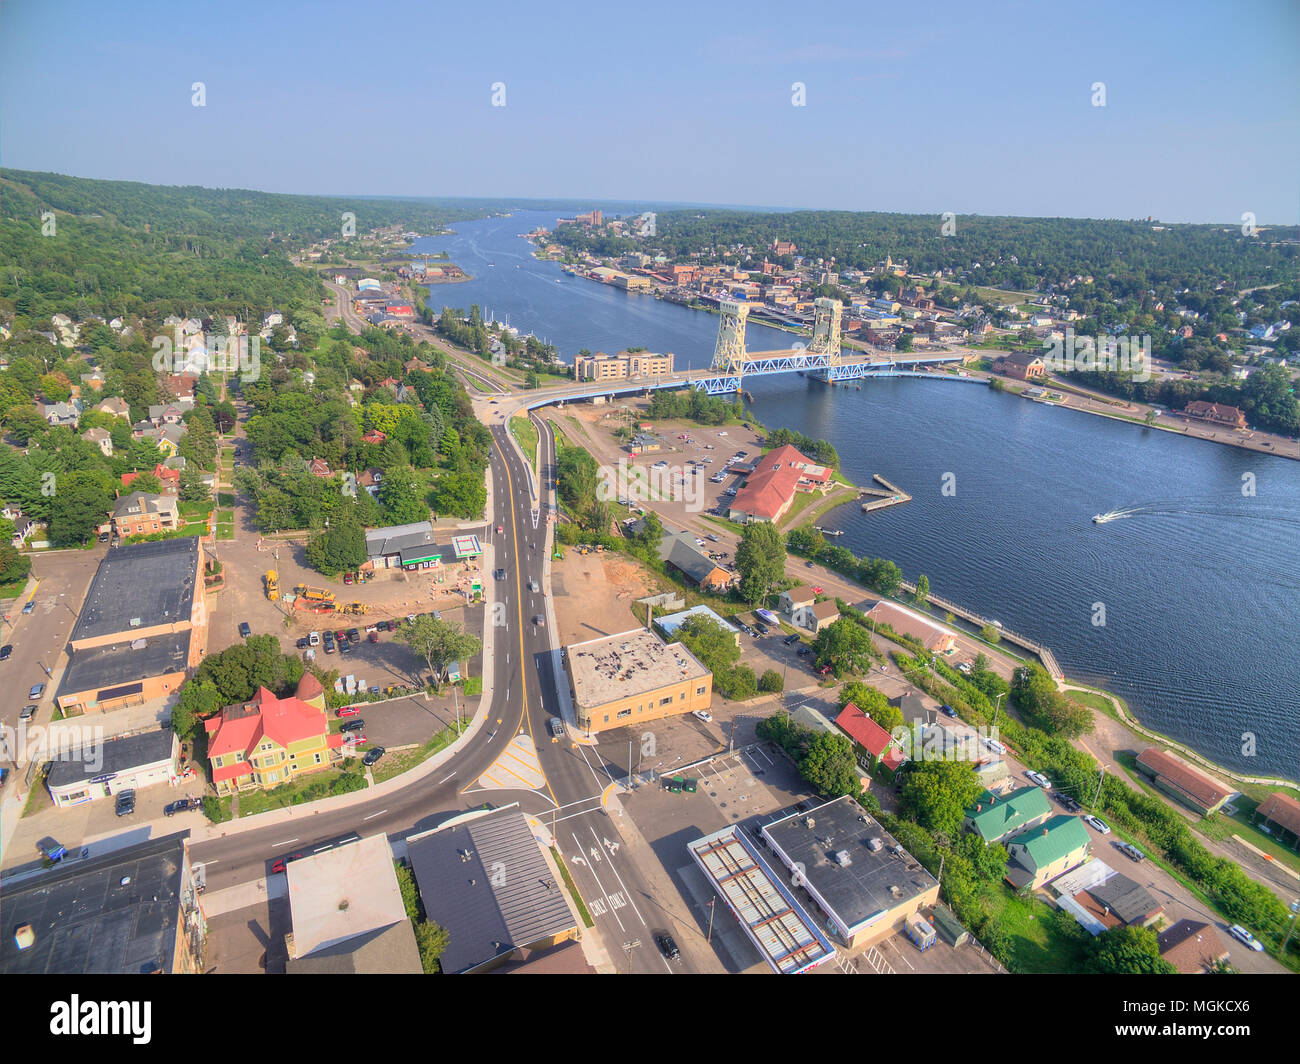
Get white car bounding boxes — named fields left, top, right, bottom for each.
left=1025, top=770, right=1052, bottom=790
left=309, top=631, right=321, bottom=647
left=1083, top=815, right=1111, bottom=835
left=1228, top=924, right=1264, bottom=952
left=693, top=710, right=713, bottom=724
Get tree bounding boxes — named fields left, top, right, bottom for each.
left=128, top=471, right=164, bottom=496
left=800, top=732, right=860, bottom=799
left=171, top=679, right=222, bottom=739
left=914, top=574, right=930, bottom=606
left=179, top=465, right=210, bottom=503
left=899, top=759, right=984, bottom=838
left=48, top=470, right=112, bottom=546
left=305, top=512, right=367, bottom=575
left=0, top=543, right=32, bottom=588
left=632, top=509, right=664, bottom=550
left=4, top=406, right=48, bottom=445
left=429, top=470, right=485, bottom=520
left=1086, top=926, right=1176, bottom=975
left=838, top=681, right=903, bottom=732
left=725, top=664, right=758, bottom=700
left=758, top=669, right=784, bottom=693
left=378, top=466, right=429, bottom=524
left=414, top=920, right=450, bottom=974
left=395, top=616, right=482, bottom=683
left=812, top=616, right=875, bottom=677
left=979, top=623, right=1001, bottom=644
left=735, top=521, right=785, bottom=605
left=674, top=615, right=741, bottom=675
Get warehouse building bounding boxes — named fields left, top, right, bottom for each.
left=563, top=628, right=711, bottom=734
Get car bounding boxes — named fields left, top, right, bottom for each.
left=342, top=732, right=367, bottom=745
left=114, top=790, right=136, bottom=817
left=496, top=524, right=504, bottom=535
left=368, top=631, right=379, bottom=643
left=0, top=767, right=8, bottom=787
left=1115, top=841, right=1146, bottom=862
left=271, top=852, right=305, bottom=875
left=0, top=645, right=11, bottom=661
left=406, top=614, right=417, bottom=624
left=296, top=637, right=310, bottom=649
left=494, top=568, right=506, bottom=580
left=376, top=620, right=390, bottom=632
left=340, top=719, right=365, bottom=733
left=20, top=704, right=37, bottom=721
left=28, top=682, right=45, bottom=699
left=818, top=664, right=832, bottom=675
left=335, top=630, right=347, bottom=643
left=652, top=460, right=668, bottom=468
left=706, top=533, right=720, bottom=542
left=1055, top=793, right=1082, bottom=813
left=693, top=710, right=713, bottom=724
left=164, top=797, right=202, bottom=817
left=1228, top=924, right=1265, bottom=952
left=338, top=637, right=351, bottom=652
left=533, top=615, right=544, bottom=627
left=982, top=737, right=1007, bottom=755
left=547, top=717, right=565, bottom=740
left=956, top=661, right=973, bottom=675
left=21, top=600, right=36, bottom=614
left=37, top=836, right=68, bottom=862
left=805, top=560, right=815, bottom=568
left=940, top=703, right=958, bottom=718
left=98, top=531, right=111, bottom=543
left=783, top=633, right=800, bottom=646
left=528, top=579, right=540, bottom=593
left=1025, top=770, right=1052, bottom=789
left=347, top=628, right=361, bottom=642
left=238, top=621, right=252, bottom=638
left=323, top=642, right=336, bottom=654
left=362, top=746, right=385, bottom=767
left=753, top=622, right=769, bottom=635
left=655, top=933, right=680, bottom=961
left=343, top=572, right=354, bottom=585
left=309, top=631, right=321, bottom=646
left=797, top=647, right=811, bottom=657
left=336, top=705, right=362, bottom=718
left=1083, top=815, right=1111, bottom=835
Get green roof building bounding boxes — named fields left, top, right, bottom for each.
left=963, top=786, right=1052, bottom=844
left=1005, top=814, right=1091, bottom=890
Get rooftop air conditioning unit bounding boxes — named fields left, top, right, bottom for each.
left=833, top=850, right=852, bottom=867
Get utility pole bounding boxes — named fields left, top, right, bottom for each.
left=993, top=692, right=1005, bottom=729
left=1091, top=765, right=1106, bottom=812
left=707, top=897, right=716, bottom=944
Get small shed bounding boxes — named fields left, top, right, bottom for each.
left=930, top=904, right=970, bottom=947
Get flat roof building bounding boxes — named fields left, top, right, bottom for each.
left=563, top=628, right=712, bottom=734
left=406, top=806, right=578, bottom=973
left=653, top=604, right=740, bottom=646
left=688, top=825, right=836, bottom=974
left=0, top=831, right=205, bottom=974
left=761, top=795, right=940, bottom=949
left=46, top=728, right=180, bottom=808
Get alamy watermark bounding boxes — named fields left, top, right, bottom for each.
left=0, top=720, right=104, bottom=772
left=1042, top=328, right=1150, bottom=381
left=597, top=458, right=706, bottom=510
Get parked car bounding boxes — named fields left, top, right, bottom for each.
left=238, top=621, right=252, bottom=638
left=296, top=637, right=310, bottom=649
left=655, top=933, right=680, bottom=961
left=533, top=615, right=545, bottom=627
left=37, top=836, right=68, bottom=862
left=1115, top=841, right=1146, bottom=862
left=342, top=732, right=367, bottom=745
left=21, top=600, right=36, bottom=614
left=783, top=633, right=800, bottom=646
left=376, top=620, right=390, bottom=632
left=28, top=682, right=45, bottom=699
left=98, top=531, right=111, bottom=543
left=336, top=705, right=362, bottom=718
left=362, top=746, right=385, bottom=767
left=0, top=645, right=11, bottom=661
left=1025, top=770, right=1052, bottom=789
left=335, top=630, right=347, bottom=642
left=343, top=572, right=354, bottom=585
left=164, top=797, right=202, bottom=817
left=693, top=710, right=714, bottom=723
left=271, top=852, right=305, bottom=875
left=982, top=737, right=1007, bottom=755
left=1055, top=793, right=1082, bottom=813
left=706, top=533, right=720, bottom=542
left=368, top=631, right=379, bottom=643
left=940, top=703, right=958, bottom=718
left=347, top=628, right=361, bottom=643
left=797, top=647, right=811, bottom=657
left=20, top=704, right=36, bottom=721
left=338, top=637, right=351, bottom=653
left=1228, top=924, right=1265, bottom=952
left=340, top=719, right=365, bottom=733
left=114, top=790, right=136, bottom=817
left=1083, top=815, right=1111, bottom=835
left=753, top=622, right=769, bottom=635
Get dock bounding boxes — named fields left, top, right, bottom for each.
left=860, top=474, right=912, bottom=512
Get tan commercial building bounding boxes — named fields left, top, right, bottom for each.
left=563, top=628, right=711, bottom=733
left=573, top=350, right=674, bottom=382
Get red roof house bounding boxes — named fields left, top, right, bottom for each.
left=836, top=702, right=906, bottom=773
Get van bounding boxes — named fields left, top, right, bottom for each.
left=983, top=737, right=1007, bottom=755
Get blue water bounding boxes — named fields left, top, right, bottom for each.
left=417, top=211, right=1300, bottom=778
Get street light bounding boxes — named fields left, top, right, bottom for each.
left=993, top=692, right=1005, bottom=728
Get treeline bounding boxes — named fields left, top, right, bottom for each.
left=765, top=427, right=838, bottom=469
left=1067, top=361, right=1299, bottom=437
left=645, top=387, right=747, bottom=426
left=785, top=524, right=902, bottom=596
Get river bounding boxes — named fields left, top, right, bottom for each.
left=416, top=210, right=1300, bottom=779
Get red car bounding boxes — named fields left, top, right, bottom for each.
left=496, top=524, right=504, bottom=535
left=368, top=631, right=379, bottom=643
left=271, top=852, right=304, bottom=874
left=334, top=630, right=347, bottom=642
left=342, top=732, right=367, bottom=745
left=336, top=705, right=362, bottom=718
left=343, top=572, right=354, bottom=585
left=812, top=586, right=824, bottom=594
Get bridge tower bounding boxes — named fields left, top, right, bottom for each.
left=808, top=297, right=843, bottom=365
left=711, top=300, right=750, bottom=380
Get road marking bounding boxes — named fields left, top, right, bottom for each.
left=272, top=839, right=298, bottom=847
left=437, top=772, right=457, bottom=784
left=588, top=824, right=646, bottom=927
left=571, top=830, right=625, bottom=933
left=362, top=809, right=387, bottom=821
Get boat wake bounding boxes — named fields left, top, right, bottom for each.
left=1092, top=499, right=1300, bottom=527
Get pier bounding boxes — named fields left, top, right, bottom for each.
left=860, top=474, right=912, bottom=512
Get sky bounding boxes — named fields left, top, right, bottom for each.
left=1, top=0, right=1297, bottom=223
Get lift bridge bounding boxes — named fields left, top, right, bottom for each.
left=695, top=297, right=963, bottom=396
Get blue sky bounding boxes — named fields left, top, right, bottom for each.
left=2, top=0, right=1296, bottom=223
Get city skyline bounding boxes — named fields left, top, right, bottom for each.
left=2, top=0, right=1297, bottom=224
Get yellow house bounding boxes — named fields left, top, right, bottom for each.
left=204, top=675, right=344, bottom=795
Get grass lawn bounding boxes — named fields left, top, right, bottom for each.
left=550, top=846, right=595, bottom=928
left=993, top=889, right=1089, bottom=974
left=216, top=511, right=235, bottom=540
left=509, top=414, right=539, bottom=467
left=217, top=492, right=235, bottom=507
left=233, top=765, right=367, bottom=817
left=370, top=721, right=465, bottom=784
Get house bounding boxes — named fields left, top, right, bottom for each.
left=6, top=509, right=39, bottom=548
left=991, top=352, right=1048, bottom=380
left=96, top=396, right=131, bottom=419
left=658, top=531, right=737, bottom=591
left=1134, top=748, right=1234, bottom=816
left=162, top=375, right=197, bottom=401
left=963, top=785, right=1053, bottom=844
left=361, top=430, right=387, bottom=445
left=835, top=702, right=907, bottom=776
left=1052, top=860, right=1163, bottom=933
left=112, top=491, right=180, bottom=537
left=1180, top=400, right=1247, bottom=430
left=307, top=457, right=332, bottom=478
left=38, top=400, right=82, bottom=427
left=1157, top=920, right=1231, bottom=974
left=81, top=426, right=113, bottom=457
left=792, top=598, right=840, bottom=634
left=123, top=464, right=181, bottom=497
left=1004, top=815, right=1091, bottom=890
left=728, top=443, right=831, bottom=523
left=156, top=423, right=185, bottom=456
left=627, top=432, right=661, bottom=453
left=79, top=369, right=106, bottom=391
left=778, top=584, right=817, bottom=616
left=204, top=678, right=345, bottom=796
left=148, top=404, right=187, bottom=426
left=861, top=600, right=957, bottom=654
left=357, top=468, right=384, bottom=497
left=1253, top=792, right=1300, bottom=849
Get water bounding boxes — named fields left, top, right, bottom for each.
left=417, top=210, right=1300, bottom=778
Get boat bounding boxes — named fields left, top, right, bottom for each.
left=814, top=526, right=844, bottom=536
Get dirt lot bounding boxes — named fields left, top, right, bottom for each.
left=550, top=547, right=658, bottom=646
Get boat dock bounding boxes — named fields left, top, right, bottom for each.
left=896, top=581, right=1063, bottom=680
left=860, top=474, right=912, bottom=512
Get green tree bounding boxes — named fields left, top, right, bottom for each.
left=914, top=574, right=930, bottom=606
left=48, top=470, right=112, bottom=546
left=899, top=759, right=984, bottom=838
left=0, top=543, right=33, bottom=588
left=179, top=465, right=210, bottom=503
left=838, top=682, right=903, bottom=732
left=735, top=521, right=785, bottom=605
left=632, top=509, right=664, bottom=550
left=395, top=615, right=482, bottom=683
left=1086, top=926, right=1176, bottom=975
left=128, top=471, right=164, bottom=495
left=379, top=466, right=429, bottom=524
left=429, top=470, right=486, bottom=520
left=305, top=512, right=367, bottom=575
left=800, top=732, right=860, bottom=799
left=171, top=679, right=222, bottom=739
left=812, top=616, right=875, bottom=677
left=758, top=669, right=784, bottom=693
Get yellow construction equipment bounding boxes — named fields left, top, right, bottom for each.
left=337, top=601, right=370, bottom=616
left=265, top=570, right=279, bottom=601
left=294, top=584, right=335, bottom=603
